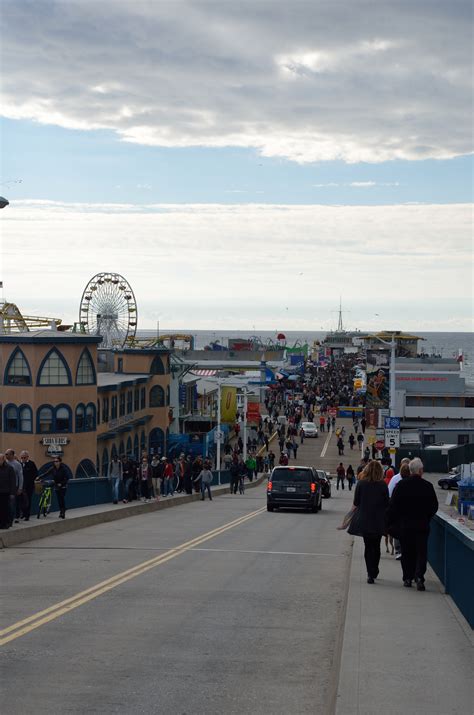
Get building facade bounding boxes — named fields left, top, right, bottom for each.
left=0, top=332, right=172, bottom=477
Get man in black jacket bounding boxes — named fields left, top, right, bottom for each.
left=387, top=458, right=438, bottom=591
left=20, top=451, right=38, bottom=521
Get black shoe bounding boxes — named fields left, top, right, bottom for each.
left=416, top=582, right=426, bottom=591
left=367, top=577, right=375, bottom=584
left=113, top=500, right=118, bottom=504
left=403, top=579, right=412, bottom=588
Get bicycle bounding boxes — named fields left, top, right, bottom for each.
left=35, top=479, right=54, bottom=519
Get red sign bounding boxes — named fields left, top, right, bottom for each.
left=246, top=402, right=260, bottom=423
left=375, top=440, right=385, bottom=451
left=328, top=407, right=337, bottom=418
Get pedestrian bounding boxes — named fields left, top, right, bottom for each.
left=108, top=454, right=123, bottom=504
left=336, top=463, right=346, bottom=490
left=183, top=456, right=194, bottom=495
left=122, top=455, right=134, bottom=503
left=363, top=446, right=370, bottom=461
left=138, top=456, right=152, bottom=501
left=19, top=450, right=38, bottom=521
left=299, top=427, right=305, bottom=444
left=292, top=440, right=298, bottom=459
left=337, top=436, right=344, bottom=456
left=195, top=460, right=213, bottom=501
left=5, top=449, right=23, bottom=525
left=176, top=454, right=186, bottom=493
left=360, top=416, right=366, bottom=434
left=268, top=450, right=275, bottom=470
left=230, top=459, right=240, bottom=494
left=346, top=464, right=355, bottom=490
left=279, top=452, right=288, bottom=466
left=163, top=457, right=174, bottom=497
left=386, top=458, right=438, bottom=591
left=331, top=416, right=336, bottom=429
left=319, top=414, right=325, bottom=433
left=348, top=433, right=355, bottom=451
left=151, top=454, right=161, bottom=499
left=350, top=460, right=389, bottom=583
left=383, top=461, right=395, bottom=485
left=387, top=460, right=411, bottom=559
left=44, top=456, right=69, bottom=519
left=357, top=433, right=364, bottom=450
left=0, top=453, right=16, bottom=529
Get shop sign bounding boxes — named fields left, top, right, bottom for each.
left=42, top=437, right=68, bottom=446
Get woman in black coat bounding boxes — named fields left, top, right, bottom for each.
left=350, top=460, right=389, bottom=583
left=43, top=457, right=69, bottom=519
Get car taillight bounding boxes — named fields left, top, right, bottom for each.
left=268, top=482, right=273, bottom=491
left=311, top=483, right=316, bottom=493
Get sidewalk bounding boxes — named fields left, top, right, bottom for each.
left=0, top=474, right=267, bottom=548
left=336, top=526, right=473, bottom=714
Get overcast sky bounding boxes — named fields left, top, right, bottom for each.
left=1, top=1, right=472, bottom=331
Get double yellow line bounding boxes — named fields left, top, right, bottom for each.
left=0, top=506, right=265, bottom=647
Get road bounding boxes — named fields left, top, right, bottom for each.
left=0, top=453, right=354, bottom=714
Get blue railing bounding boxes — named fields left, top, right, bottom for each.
left=428, top=512, right=474, bottom=628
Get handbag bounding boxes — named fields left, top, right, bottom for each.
left=347, top=507, right=364, bottom=537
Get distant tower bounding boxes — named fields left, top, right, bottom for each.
left=337, top=297, right=344, bottom=332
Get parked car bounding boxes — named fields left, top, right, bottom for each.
left=267, top=466, right=322, bottom=512
left=301, top=421, right=318, bottom=438
left=438, top=472, right=462, bottom=490
left=316, top=469, right=331, bottom=498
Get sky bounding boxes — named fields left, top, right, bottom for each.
left=0, top=0, right=472, bottom=332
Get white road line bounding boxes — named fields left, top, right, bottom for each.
left=190, top=548, right=341, bottom=557
left=320, top=427, right=332, bottom=458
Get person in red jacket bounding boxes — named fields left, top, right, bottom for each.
left=163, top=458, right=174, bottom=497
left=384, top=462, right=395, bottom=485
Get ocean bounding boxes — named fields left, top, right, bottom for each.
left=138, top=329, right=474, bottom=382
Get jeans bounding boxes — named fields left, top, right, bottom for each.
left=336, top=477, right=345, bottom=490
left=112, top=477, right=121, bottom=502
left=363, top=533, right=382, bottom=579
left=124, top=478, right=133, bottom=501
left=201, top=482, right=212, bottom=500
left=165, top=478, right=174, bottom=496
left=56, top=487, right=67, bottom=517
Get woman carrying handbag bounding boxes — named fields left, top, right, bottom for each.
left=339, top=461, right=389, bottom=584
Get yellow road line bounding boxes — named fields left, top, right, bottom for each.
left=0, top=506, right=265, bottom=647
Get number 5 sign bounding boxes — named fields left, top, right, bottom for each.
left=385, top=428, right=400, bottom=448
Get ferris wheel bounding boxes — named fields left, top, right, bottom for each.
left=79, top=272, right=137, bottom=349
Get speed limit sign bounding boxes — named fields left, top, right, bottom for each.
left=385, top=429, right=400, bottom=448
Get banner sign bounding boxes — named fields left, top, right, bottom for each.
left=246, top=401, right=261, bottom=424
left=366, top=349, right=390, bottom=408
left=220, top=386, right=237, bottom=423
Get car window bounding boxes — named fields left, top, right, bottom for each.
left=272, top=468, right=313, bottom=482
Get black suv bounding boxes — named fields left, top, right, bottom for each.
left=316, top=469, right=332, bottom=498
left=267, top=466, right=322, bottom=512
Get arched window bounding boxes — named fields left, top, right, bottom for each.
left=133, top=435, right=139, bottom=460
left=75, top=403, right=85, bottom=432
left=37, top=349, right=71, bottom=386
left=140, top=387, right=146, bottom=409
left=97, top=399, right=101, bottom=425
left=19, top=405, right=33, bottom=433
left=4, top=348, right=32, bottom=386
left=140, top=431, right=146, bottom=456
left=76, top=349, right=96, bottom=385
left=75, top=458, right=97, bottom=478
left=111, top=444, right=118, bottom=461
left=102, top=448, right=109, bottom=477
left=150, top=355, right=165, bottom=375
left=4, top=404, right=18, bottom=432
left=166, top=385, right=170, bottom=406
left=85, top=403, right=96, bottom=431
left=126, top=436, right=132, bottom=455
left=55, top=405, right=72, bottom=432
left=149, top=385, right=165, bottom=407
left=148, top=427, right=165, bottom=457
left=119, top=440, right=125, bottom=456
left=38, top=406, right=54, bottom=434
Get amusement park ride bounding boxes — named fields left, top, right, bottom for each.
left=0, top=301, right=63, bottom=333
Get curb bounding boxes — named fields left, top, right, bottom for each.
left=0, top=474, right=266, bottom=548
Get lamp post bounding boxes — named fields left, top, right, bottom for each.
left=243, top=387, right=248, bottom=462
left=216, top=379, right=222, bottom=485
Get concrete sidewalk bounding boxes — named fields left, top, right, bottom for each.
left=0, top=474, right=267, bottom=548
left=336, top=530, right=473, bottom=714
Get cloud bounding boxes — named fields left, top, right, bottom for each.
left=1, top=1, right=472, bottom=164
left=313, top=181, right=400, bottom=188
left=1, top=200, right=471, bottom=330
